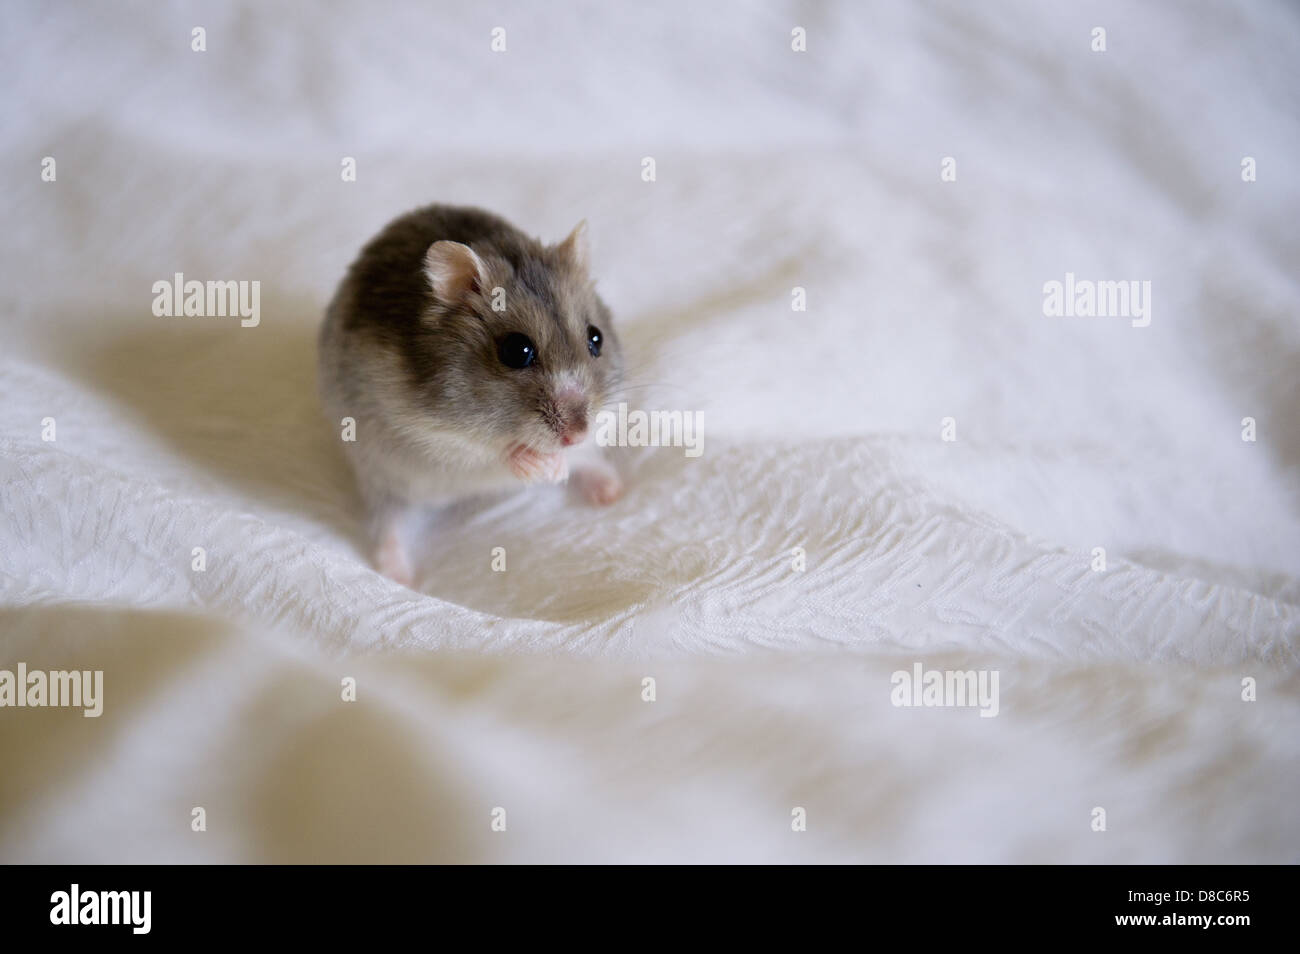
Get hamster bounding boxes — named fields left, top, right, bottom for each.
left=319, top=204, right=625, bottom=584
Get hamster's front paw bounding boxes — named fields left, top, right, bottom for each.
left=507, top=443, right=569, bottom=484
left=571, top=463, right=624, bottom=506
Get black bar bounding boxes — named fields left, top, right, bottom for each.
left=4, top=865, right=1288, bottom=940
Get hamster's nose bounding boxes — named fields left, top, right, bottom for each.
left=553, top=387, right=589, bottom=445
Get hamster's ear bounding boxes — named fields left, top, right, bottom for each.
left=424, top=241, right=487, bottom=303
left=555, top=220, right=589, bottom=272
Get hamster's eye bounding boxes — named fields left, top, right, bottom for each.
left=498, top=333, right=537, bottom=369
left=587, top=324, right=603, bottom=358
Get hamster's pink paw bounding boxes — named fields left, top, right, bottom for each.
left=372, top=531, right=413, bottom=587
left=571, top=465, right=624, bottom=506
left=507, top=444, right=569, bottom=484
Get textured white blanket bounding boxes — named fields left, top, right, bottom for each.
left=1, top=0, right=1297, bottom=862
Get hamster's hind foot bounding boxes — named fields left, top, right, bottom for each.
left=571, top=463, right=624, bottom=506
left=372, top=523, right=414, bottom=587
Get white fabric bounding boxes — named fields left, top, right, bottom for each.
left=2, top=0, right=1298, bottom=862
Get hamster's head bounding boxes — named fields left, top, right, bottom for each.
left=415, top=221, right=623, bottom=454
